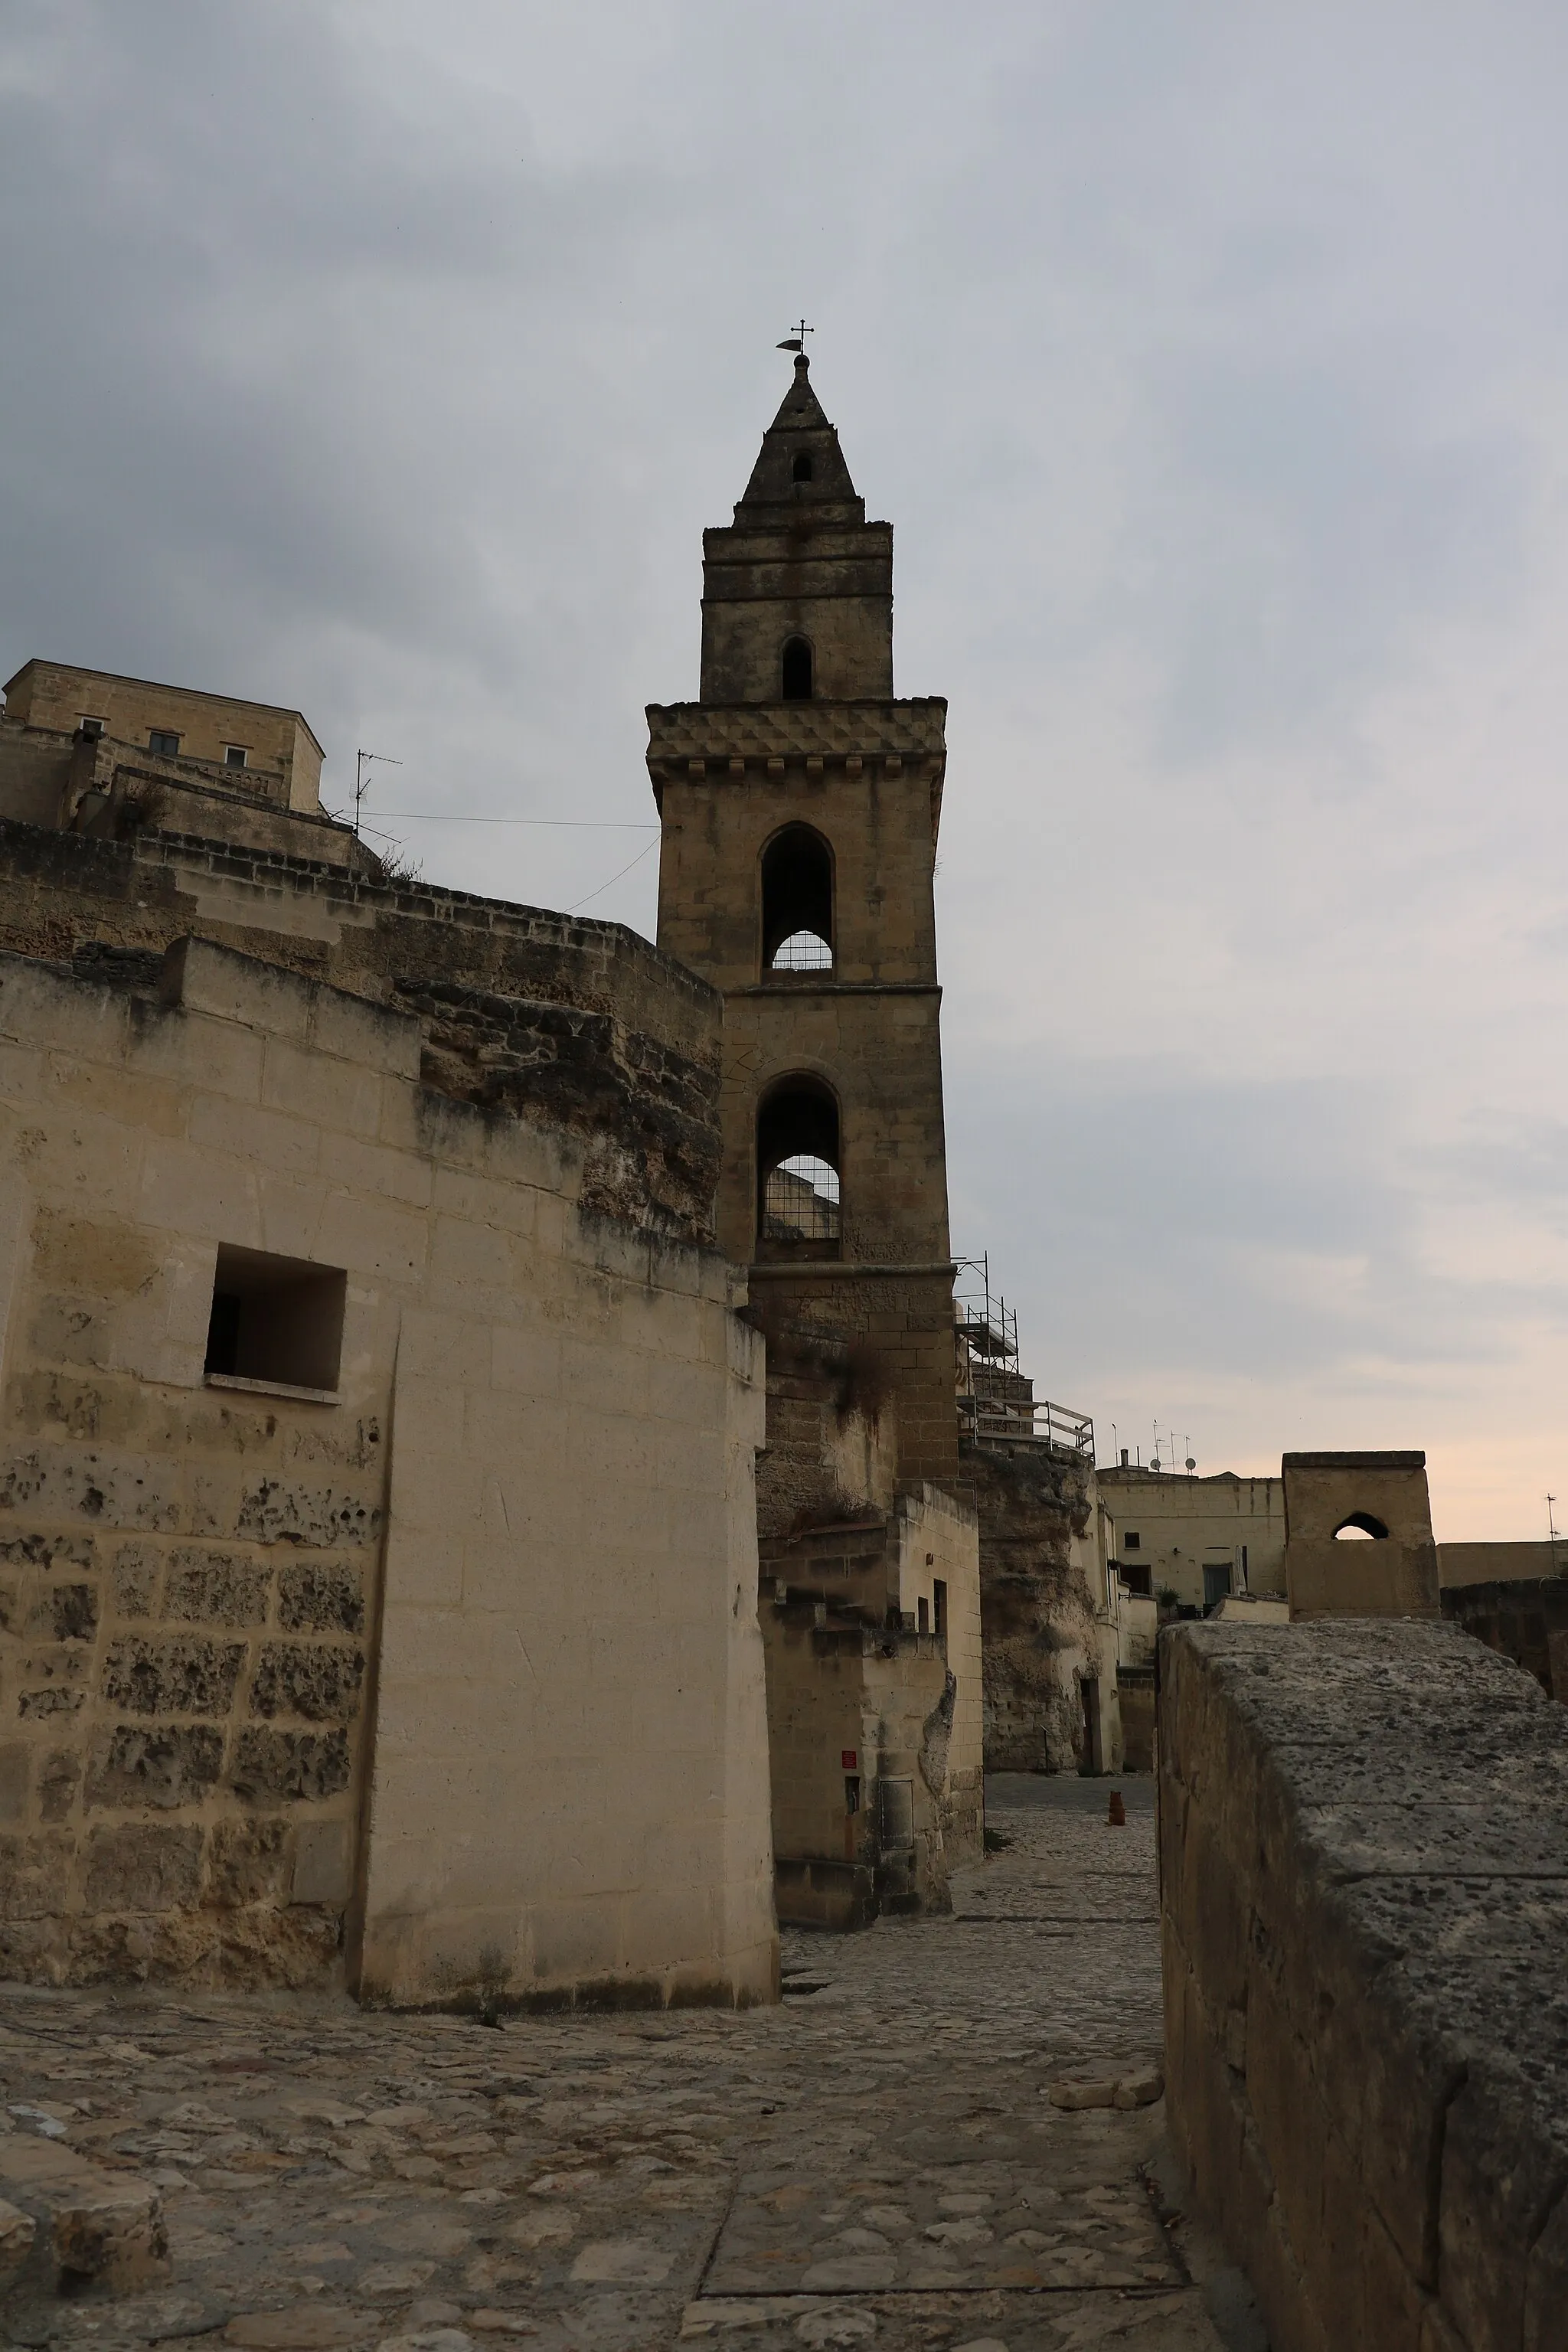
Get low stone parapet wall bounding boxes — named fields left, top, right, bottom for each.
left=1160, top=1618, right=1568, bottom=2352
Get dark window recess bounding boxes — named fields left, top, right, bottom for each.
left=1120, top=1561, right=1152, bottom=1597
left=224, top=745, right=247, bottom=769
left=203, top=1244, right=347, bottom=1391
left=933, top=1577, right=947, bottom=1638
left=78, top=717, right=106, bottom=740
left=1204, top=1562, right=1233, bottom=1607
left=1122, top=1531, right=1141, bottom=1551
left=917, top=1596, right=929, bottom=1634
left=204, top=1290, right=241, bottom=1376
left=761, top=823, right=833, bottom=974
left=844, top=1774, right=861, bottom=1816
left=149, top=729, right=180, bottom=756
left=792, top=452, right=814, bottom=482
left=781, top=636, right=813, bottom=700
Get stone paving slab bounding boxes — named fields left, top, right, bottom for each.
left=0, top=1775, right=1246, bottom=2352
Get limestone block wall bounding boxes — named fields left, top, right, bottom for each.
left=1442, top=1575, right=1568, bottom=1704
left=0, top=936, right=775, bottom=2007
left=1161, top=1618, right=1568, bottom=2352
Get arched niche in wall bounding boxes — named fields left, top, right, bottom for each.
left=756, top=1075, right=841, bottom=1260
left=1334, top=1513, right=1390, bottom=1540
left=760, top=824, right=834, bottom=975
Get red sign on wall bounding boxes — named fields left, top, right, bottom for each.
left=841, top=1749, right=858, bottom=1769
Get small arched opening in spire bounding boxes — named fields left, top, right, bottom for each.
left=781, top=636, right=814, bottom=701
left=761, top=824, right=834, bottom=976
left=792, top=452, right=814, bottom=483
left=757, top=1075, right=841, bottom=1259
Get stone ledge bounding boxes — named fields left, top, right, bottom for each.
left=1161, top=1618, right=1568, bottom=2352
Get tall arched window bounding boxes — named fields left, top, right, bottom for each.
left=761, top=824, right=833, bottom=975
left=757, top=1077, right=841, bottom=1259
left=781, top=637, right=813, bottom=700
left=792, top=452, right=814, bottom=483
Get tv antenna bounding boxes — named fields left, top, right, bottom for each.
left=776, top=318, right=814, bottom=354
left=355, top=749, right=402, bottom=838
left=1550, top=1493, right=1560, bottom=1573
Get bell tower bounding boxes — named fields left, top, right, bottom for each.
left=649, top=353, right=959, bottom=1504
left=648, top=354, right=982, bottom=1926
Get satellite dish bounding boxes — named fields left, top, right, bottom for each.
left=1149, top=1456, right=1161, bottom=1473
left=1185, top=1456, right=1197, bottom=1472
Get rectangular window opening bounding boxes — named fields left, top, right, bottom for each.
left=933, top=1578, right=947, bottom=1638
left=224, top=744, right=248, bottom=769
left=149, top=728, right=181, bottom=756
left=1123, top=1531, right=1141, bottom=1551
left=916, top=1596, right=929, bottom=1634
left=1120, top=1561, right=1152, bottom=1597
left=78, top=716, right=106, bottom=739
left=204, top=1244, right=346, bottom=1396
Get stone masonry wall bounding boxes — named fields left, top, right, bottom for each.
left=965, top=1442, right=1103, bottom=1773
left=1442, top=1575, right=1568, bottom=1706
left=0, top=935, right=775, bottom=2007
left=1161, top=1618, right=1568, bottom=2352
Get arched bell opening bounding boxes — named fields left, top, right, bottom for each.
left=756, top=1076, right=841, bottom=1261
left=781, top=635, right=814, bottom=701
left=1334, top=1512, right=1390, bottom=1540
left=760, top=824, right=834, bottom=977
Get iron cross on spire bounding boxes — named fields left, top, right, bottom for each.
left=776, top=319, right=813, bottom=354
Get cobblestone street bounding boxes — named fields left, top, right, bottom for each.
left=0, top=1777, right=1256, bottom=2352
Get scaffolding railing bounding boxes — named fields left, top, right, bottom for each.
left=958, top=1393, right=1096, bottom=1458
left=952, top=1251, right=1094, bottom=1459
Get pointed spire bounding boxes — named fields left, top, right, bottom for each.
left=734, top=354, right=864, bottom=518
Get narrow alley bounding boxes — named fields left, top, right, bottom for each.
left=0, top=1780, right=1257, bottom=2352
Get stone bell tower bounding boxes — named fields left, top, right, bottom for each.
left=648, top=354, right=982, bottom=1927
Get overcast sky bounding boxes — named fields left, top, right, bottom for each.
left=4, top=2, right=1566, bottom=1537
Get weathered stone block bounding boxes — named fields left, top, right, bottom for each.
left=250, top=1642, right=364, bottom=1723
left=86, top=1723, right=224, bottom=1809
left=0, top=2135, right=167, bottom=2291
left=110, top=1539, right=161, bottom=1616
left=0, top=1740, right=28, bottom=1824
left=277, top=1560, right=364, bottom=1633
left=0, top=1831, right=73, bottom=1920
left=236, top=1479, right=379, bottom=1549
left=230, top=1725, right=351, bottom=1803
left=163, top=1547, right=271, bottom=1625
left=207, top=1815, right=292, bottom=1906
left=291, top=1816, right=351, bottom=1906
left=28, top=1579, right=100, bottom=1641
left=38, top=1747, right=80, bottom=1821
left=83, top=1821, right=202, bottom=1910
left=100, top=1634, right=245, bottom=1715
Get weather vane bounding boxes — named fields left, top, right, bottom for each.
left=776, top=318, right=813, bottom=355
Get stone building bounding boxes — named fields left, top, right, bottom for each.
left=648, top=354, right=985, bottom=1926
left=0, top=691, right=776, bottom=2006
left=1095, top=1462, right=1285, bottom=1607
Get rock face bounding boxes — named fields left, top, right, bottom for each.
left=965, top=1445, right=1104, bottom=1773
left=1161, top=1616, right=1568, bottom=2352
